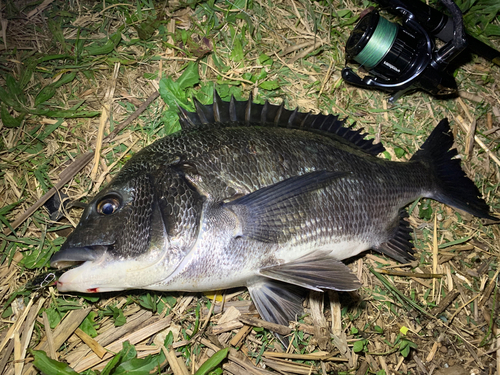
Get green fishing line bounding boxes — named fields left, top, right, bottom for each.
left=354, top=17, right=398, bottom=70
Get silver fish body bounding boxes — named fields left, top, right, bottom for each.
left=51, top=93, right=495, bottom=329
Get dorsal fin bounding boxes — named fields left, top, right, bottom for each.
left=177, top=104, right=198, bottom=129
left=177, top=90, right=385, bottom=156
left=193, top=97, right=210, bottom=124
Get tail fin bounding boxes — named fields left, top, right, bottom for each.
left=410, top=118, right=496, bottom=220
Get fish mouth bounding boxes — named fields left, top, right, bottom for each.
left=50, top=245, right=109, bottom=269
left=53, top=245, right=173, bottom=294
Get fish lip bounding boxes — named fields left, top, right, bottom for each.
left=50, top=245, right=109, bottom=269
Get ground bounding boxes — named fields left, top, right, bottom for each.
left=0, top=0, right=499, bottom=374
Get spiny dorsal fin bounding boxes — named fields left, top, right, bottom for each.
left=229, top=95, right=237, bottom=121
left=177, top=104, right=198, bottom=129
left=245, top=92, right=253, bottom=124
left=193, top=97, right=210, bottom=124
left=261, top=100, right=269, bottom=125
left=177, top=90, right=385, bottom=156
left=212, top=90, right=223, bottom=122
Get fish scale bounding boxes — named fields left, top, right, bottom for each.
left=130, top=125, right=416, bottom=199
left=51, top=92, right=496, bottom=345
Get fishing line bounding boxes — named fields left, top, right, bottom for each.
left=353, top=16, right=398, bottom=69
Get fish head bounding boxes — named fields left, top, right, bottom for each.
left=51, top=167, right=203, bottom=293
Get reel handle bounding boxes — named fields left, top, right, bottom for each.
left=433, top=0, right=467, bottom=66
left=374, top=0, right=499, bottom=66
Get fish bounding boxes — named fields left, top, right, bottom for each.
left=51, top=91, right=495, bottom=332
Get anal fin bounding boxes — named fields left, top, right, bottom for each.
left=259, top=255, right=361, bottom=292
left=373, top=209, right=416, bottom=263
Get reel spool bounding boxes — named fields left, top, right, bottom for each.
left=342, top=0, right=467, bottom=102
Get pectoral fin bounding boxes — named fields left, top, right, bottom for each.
left=259, top=255, right=361, bottom=292
left=226, top=171, right=349, bottom=243
left=247, top=255, right=360, bottom=347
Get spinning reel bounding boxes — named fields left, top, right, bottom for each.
left=342, top=0, right=468, bottom=102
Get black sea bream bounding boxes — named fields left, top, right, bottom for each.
left=51, top=92, right=495, bottom=329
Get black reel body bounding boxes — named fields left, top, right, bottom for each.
left=345, top=11, right=424, bottom=83
left=342, top=1, right=466, bottom=102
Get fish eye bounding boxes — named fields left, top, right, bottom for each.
left=96, top=195, right=121, bottom=215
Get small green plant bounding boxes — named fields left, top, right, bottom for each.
left=394, top=336, right=418, bottom=358
left=419, top=200, right=433, bottom=220
left=352, top=338, right=368, bottom=353
left=194, top=347, right=229, bottom=375
left=101, top=305, right=127, bottom=327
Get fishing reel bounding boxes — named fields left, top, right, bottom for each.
left=342, top=0, right=467, bottom=102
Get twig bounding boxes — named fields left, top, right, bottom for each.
left=0, top=296, right=35, bottom=353
left=431, top=291, right=460, bottom=316
left=91, top=139, right=139, bottom=194
left=479, top=266, right=500, bottom=307
left=413, top=354, right=428, bottom=374
left=0, top=340, right=14, bottom=375
left=42, top=311, right=57, bottom=359
left=66, top=310, right=153, bottom=365
left=91, top=62, right=120, bottom=180
left=238, top=316, right=292, bottom=336
left=448, top=293, right=481, bottom=323
left=3, top=91, right=160, bottom=235
left=355, top=361, right=369, bottom=375
left=199, top=61, right=254, bottom=85
left=18, top=298, right=46, bottom=375
left=200, top=293, right=217, bottom=333
left=162, top=345, right=189, bottom=375
left=487, top=112, right=493, bottom=130
left=211, top=320, right=243, bottom=334
left=263, top=351, right=346, bottom=361
left=432, top=214, right=438, bottom=300
left=426, top=342, right=439, bottom=362
left=291, top=0, right=311, bottom=34
left=318, top=58, right=333, bottom=99
left=14, top=333, right=21, bottom=375
left=0, top=18, right=7, bottom=50
left=36, top=308, right=91, bottom=354
left=281, top=41, right=318, bottom=56
left=459, top=91, right=483, bottom=103
left=377, top=270, right=443, bottom=279
left=484, top=126, right=500, bottom=136
left=455, top=115, right=500, bottom=167
left=263, top=357, right=317, bottom=374
left=289, top=42, right=324, bottom=64
left=328, top=291, right=342, bottom=336
left=104, top=91, right=160, bottom=142
left=3, top=151, right=93, bottom=236
left=495, top=325, right=500, bottom=375
left=229, top=325, right=252, bottom=348
left=73, top=315, right=172, bottom=372
left=26, top=0, right=54, bottom=18
left=74, top=328, right=107, bottom=359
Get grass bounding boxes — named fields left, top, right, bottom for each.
left=0, top=0, right=499, bottom=374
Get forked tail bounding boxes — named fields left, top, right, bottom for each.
left=410, top=118, right=496, bottom=220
